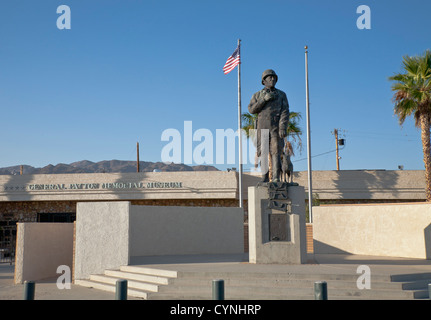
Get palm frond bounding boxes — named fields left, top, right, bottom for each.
left=241, top=111, right=303, bottom=154
left=241, top=113, right=257, bottom=138
left=389, top=50, right=431, bottom=127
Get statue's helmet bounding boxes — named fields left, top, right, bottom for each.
left=261, top=69, right=278, bottom=85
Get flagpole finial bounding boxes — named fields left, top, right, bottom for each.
left=305, top=45, right=308, bottom=50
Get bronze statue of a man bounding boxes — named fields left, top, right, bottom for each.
left=248, top=69, right=290, bottom=182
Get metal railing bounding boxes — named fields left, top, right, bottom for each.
left=0, top=226, right=16, bottom=265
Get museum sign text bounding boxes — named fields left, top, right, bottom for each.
left=16, top=181, right=183, bottom=191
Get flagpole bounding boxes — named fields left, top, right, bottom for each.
left=305, top=45, right=313, bottom=223
left=237, top=39, right=243, bottom=208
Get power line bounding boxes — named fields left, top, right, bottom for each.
left=292, top=149, right=338, bottom=163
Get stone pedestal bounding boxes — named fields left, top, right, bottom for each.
left=248, top=183, right=307, bottom=264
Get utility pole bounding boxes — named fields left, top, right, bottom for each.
left=137, top=142, right=140, bottom=173
left=334, top=129, right=340, bottom=171
left=332, top=129, right=346, bottom=171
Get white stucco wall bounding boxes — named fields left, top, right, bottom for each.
left=313, top=203, right=431, bottom=259
left=14, top=223, right=74, bottom=284
left=74, top=202, right=130, bottom=280
left=74, top=202, right=244, bottom=280
left=129, top=206, right=244, bottom=257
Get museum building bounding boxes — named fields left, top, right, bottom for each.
left=0, top=168, right=427, bottom=223
left=0, top=169, right=426, bottom=256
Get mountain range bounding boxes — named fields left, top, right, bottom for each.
left=0, top=160, right=219, bottom=175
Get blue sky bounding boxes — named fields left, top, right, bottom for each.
left=0, top=0, right=430, bottom=172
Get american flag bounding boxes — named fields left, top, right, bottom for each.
left=223, top=45, right=240, bottom=74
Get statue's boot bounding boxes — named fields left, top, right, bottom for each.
left=272, top=154, right=281, bottom=183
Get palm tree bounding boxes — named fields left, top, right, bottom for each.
left=389, top=49, right=431, bottom=201
left=242, top=111, right=303, bottom=177
left=241, top=112, right=257, bottom=139
left=284, top=111, right=303, bottom=154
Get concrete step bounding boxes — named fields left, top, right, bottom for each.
left=74, top=279, right=149, bottom=299
left=158, top=271, right=422, bottom=300
left=156, top=283, right=419, bottom=300
left=168, top=276, right=406, bottom=290
left=176, top=270, right=392, bottom=282
left=401, top=279, right=431, bottom=290
left=391, top=273, right=431, bottom=282
left=148, top=289, right=419, bottom=300
left=104, top=269, right=170, bottom=285
left=119, top=265, right=177, bottom=278
left=389, top=273, right=431, bottom=299
left=149, top=294, right=404, bottom=300
left=75, top=265, right=431, bottom=300
left=148, top=292, right=314, bottom=300
left=411, top=290, right=429, bottom=299
left=75, top=267, right=177, bottom=299
left=89, top=274, right=160, bottom=292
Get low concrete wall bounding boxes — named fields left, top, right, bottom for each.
left=74, top=202, right=244, bottom=280
left=313, top=203, right=431, bottom=259
left=129, top=206, right=243, bottom=257
left=74, top=202, right=130, bottom=281
left=14, top=223, right=74, bottom=284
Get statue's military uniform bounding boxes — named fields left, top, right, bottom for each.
left=248, top=69, right=290, bottom=182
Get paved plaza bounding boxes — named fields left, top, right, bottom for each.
left=2, top=253, right=431, bottom=300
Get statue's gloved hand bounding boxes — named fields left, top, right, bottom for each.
left=263, top=92, right=275, bottom=102
left=279, top=129, right=287, bottom=138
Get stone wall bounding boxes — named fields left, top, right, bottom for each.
left=131, top=198, right=240, bottom=208
left=0, top=199, right=245, bottom=223
left=0, top=201, right=76, bottom=222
